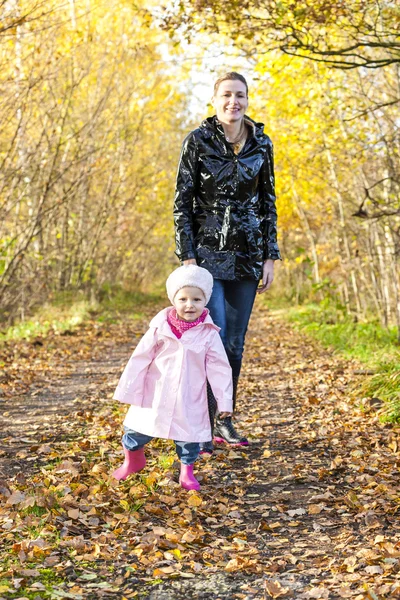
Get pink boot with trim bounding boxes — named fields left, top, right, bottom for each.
left=112, top=447, right=146, bottom=481
left=179, top=463, right=200, bottom=491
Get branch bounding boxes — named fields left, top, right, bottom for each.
left=343, top=98, right=400, bottom=121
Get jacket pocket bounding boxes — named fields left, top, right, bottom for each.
left=197, top=246, right=235, bottom=279
left=196, top=213, right=221, bottom=249
left=142, top=371, right=160, bottom=408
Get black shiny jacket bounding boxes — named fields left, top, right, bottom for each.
left=173, top=115, right=281, bottom=281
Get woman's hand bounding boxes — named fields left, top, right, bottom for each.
left=257, top=259, right=275, bottom=294
left=219, top=412, right=233, bottom=418
left=183, top=258, right=197, bottom=266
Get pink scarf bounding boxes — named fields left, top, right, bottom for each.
left=167, top=308, right=208, bottom=339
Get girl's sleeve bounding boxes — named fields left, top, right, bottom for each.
left=113, top=328, right=157, bottom=405
left=173, top=132, right=198, bottom=261
left=205, top=332, right=233, bottom=413
left=259, top=139, right=281, bottom=261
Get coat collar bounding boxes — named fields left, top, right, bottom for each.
left=149, top=307, right=220, bottom=339
left=200, top=114, right=267, bottom=145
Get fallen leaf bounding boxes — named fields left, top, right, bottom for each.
left=55, top=461, right=80, bottom=475
left=6, top=490, right=26, bottom=505
left=188, top=494, right=202, bottom=507
left=374, top=535, right=385, bottom=545
left=227, top=451, right=242, bottom=459
left=365, top=565, right=383, bottom=575
left=338, top=587, right=354, bottom=598
left=18, top=569, right=40, bottom=577
left=305, top=587, right=330, bottom=598
left=0, top=586, right=10, bottom=594
left=181, top=530, right=197, bottom=543
left=287, top=508, right=306, bottom=517
left=308, top=504, right=324, bottom=515
left=264, top=580, right=290, bottom=598
left=37, top=444, right=52, bottom=454
left=159, top=494, right=178, bottom=506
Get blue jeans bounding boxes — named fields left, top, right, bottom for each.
left=207, top=279, right=258, bottom=378
left=122, top=427, right=200, bottom=465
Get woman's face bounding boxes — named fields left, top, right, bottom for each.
left=212, top=79, right=248, bottom=125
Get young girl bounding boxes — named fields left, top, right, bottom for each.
left=112, top=265, right=233, bottom=491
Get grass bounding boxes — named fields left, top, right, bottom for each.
left=0, top=567, right=66, bottom=599
left=0, top=287, right=163, bottom=344
left=94, top=288, right=163, bottom=323
left=269, top=300, right=400, bottom=422
left=22, top=504, right=49, bottom=518
left=281, top=302, right=399, bottom=362
left=0, top=298, right=93, bottom=343
left=359, top=360, right=400, bottom=422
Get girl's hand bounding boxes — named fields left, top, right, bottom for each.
left=257, top=259, right=275, bottom=294
left=219, top=412, right=233, bottom=418
left=183, top=258, right=197, bottom=266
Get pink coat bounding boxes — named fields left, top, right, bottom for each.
left=114, top=307, right=233, bottom=443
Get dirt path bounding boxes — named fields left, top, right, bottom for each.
left=0, top=321, right=137, bottom=479
left=1, top=305, right=399, bottom=599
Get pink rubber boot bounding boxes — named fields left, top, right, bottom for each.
left=179, top=463, right=200, bottom=491
left=112, top=446, right=146, bottom=481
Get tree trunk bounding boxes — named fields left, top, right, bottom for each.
left=291, top=177, right=321, bottom=286
left=323, top=135, right=362, bottom=319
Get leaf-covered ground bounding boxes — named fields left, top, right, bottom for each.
left=1, top=304, right=400, bottom=600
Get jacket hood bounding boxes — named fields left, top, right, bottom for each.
left=200, top=115, right=267, bottom=143
left=149, top=307, right=220, bottom=334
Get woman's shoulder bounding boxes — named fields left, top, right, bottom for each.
left=245, top=115, right=273, bottom=147
left=180, top=129, right=201, bottom=154
left=186, top=116, right=221, bottom=139
left=182, top=121, right=214, bottom=145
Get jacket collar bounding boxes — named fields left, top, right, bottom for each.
left=201, top=114, right=267, bottom=144
left=149, top=307, right=220, bottom=338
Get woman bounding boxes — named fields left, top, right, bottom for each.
left=174, top=72, right=280, bottom=451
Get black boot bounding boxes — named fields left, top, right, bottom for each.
left=200, top=381, right=218, bottom=455
left=214, top=416, right=249, bottom=446
left=214, top=376, right=249, bottom=446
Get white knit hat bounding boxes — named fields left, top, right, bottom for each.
left=166, top=265, right=213, bottom=305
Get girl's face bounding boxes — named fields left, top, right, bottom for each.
left=212, top=79, right=248, bottom=125
left=173, top=286, right=206, bottom=321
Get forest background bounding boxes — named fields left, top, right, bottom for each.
left=1, top=0, right=399, bottom=414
